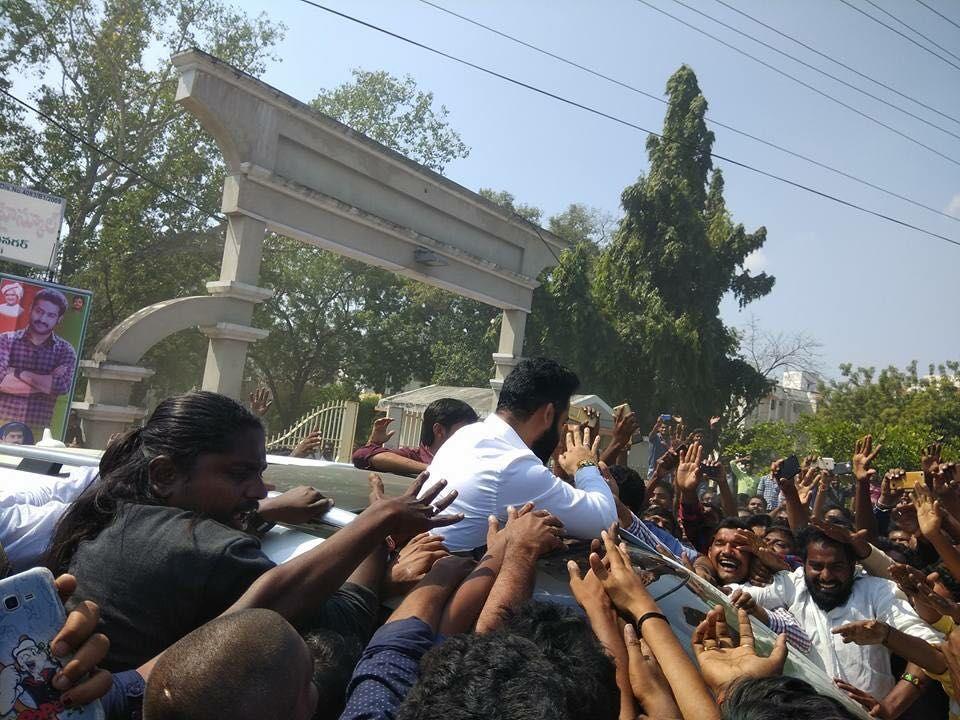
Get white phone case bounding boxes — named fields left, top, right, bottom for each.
left=0, top=567, right=104, bottom=719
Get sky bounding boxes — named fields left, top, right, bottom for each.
left=230, top=0, right=960, bottom=379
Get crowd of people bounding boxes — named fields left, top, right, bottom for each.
left=1, top=356, right=959, bottom=720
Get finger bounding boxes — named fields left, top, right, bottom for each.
left=601, top=529, right=623, bottom=569
left=487, top=514, right=500, bottom=537
left=768, top=633, right=788, bottom=669
left=591, top=435, right=601, bottom=454
left=567, top=559, right=583, bottom=585
left=566, top=430, right=575, bottom=452
left=737, top=608, right=755, bottom=648
left=583, top=425, right=592, bottom=448
left=428, top=512, right=465, bottom=528
left=692, top=620, right=708, bottom=655
left=506, top=505, right=518, bottom=522
left=730, top=589, right=744, bottom=606
left=589, top=551, right=609, bottom=580
left=54, top=574, right=77, bottom=603
left=405, top=470, right=431, bottom=498
left=716, top=609, right=734, bottom=649
left=51, top=600, right=99, bottom=658
left=368, top=473, right=385, bottom=501
left=307, top=498, right=335, bottom=513
left=868, top=444, right=882, bottom=462
left=59, top=668, right=112, bottom=709
left=419, top=479, right=449, bottom=505
left=52, top=632, right=110, bottom=690
left=431, top=489, right=458, bottom=514
left=517, top=502, right=535, bottom=516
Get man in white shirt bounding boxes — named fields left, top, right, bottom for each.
left=735, top=523, right=940, bottom=702
left=426, top=358, right=620, bottom=552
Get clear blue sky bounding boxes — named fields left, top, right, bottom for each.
left=234, top=0, right=959, bottom=378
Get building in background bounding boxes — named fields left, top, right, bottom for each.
left=743, top=370, right=821, bottom=428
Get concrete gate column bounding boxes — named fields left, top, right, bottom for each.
left=490, top=308, right=528, bottom=393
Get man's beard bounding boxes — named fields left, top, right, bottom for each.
left=530, top=421, right=561, bottom=464
left=806, top=575, right=855, bottom=612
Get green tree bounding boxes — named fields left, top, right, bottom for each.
left=0, top=0, right=284, bottom=400
left=594, top=65, right=774, bottom=425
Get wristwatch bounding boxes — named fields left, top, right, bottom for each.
left=576, top=460, right=598, bottom=471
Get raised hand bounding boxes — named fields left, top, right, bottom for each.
left=623, top=623, right=682, bottom=718
left=729, top=588, right=770, bottom=625
left=611, top=407, right=639, bottom=448
left=692, top=605, right=787, bottom=696
left=831, top=619, right=890, bottom=646
left=558, top=424, right=600, bottom=477
left=914, top=483, right=945, bottom=538
left=368, top=416, right=396, bottom=445
left=384, top=532, right=451, bottom=596
left=290, top=431, right=323, bottom=458
left=257, top=485, right=334, bottom=524
left=589, top=526, right=653, bottom=618
left=676, top=441, right=704, bottom=496
left=248, top=386, right=273, bottom=418
left=921, top=441, right=944, bottom=476
left=796, top=467, right=820, bottom=506
left=853, top=434, right=882, bottom=484
left=835, top=681, right=889, bottom=719
left=502, top=503, right=565, bottom=557
left=879, top=469, right=906, bottom=508
left=808, top=518, right=871, bottom=560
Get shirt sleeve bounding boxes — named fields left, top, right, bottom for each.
left=642, top=520, right=700, bottom=560
left=766, top=607, right=813, bottom=653
left=340, top=617, right=436, bottom=720
left=877, top=579, right=943, bottom=644
left=99, top=669, right=145, bottom=720
left=743, top=570, right=797, bottom=610
left=50, top=340, right=76, bottom=395
left=352, top=444, right=421, bottom=470
left=502, top=458, right=617, bottom=542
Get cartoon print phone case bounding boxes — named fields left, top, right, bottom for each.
left=0, top=567, right=104, bottom=720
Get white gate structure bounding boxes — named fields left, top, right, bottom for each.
left=73, top=49, right=567, bottom=449
left=266, top=400, right=358, bottom=463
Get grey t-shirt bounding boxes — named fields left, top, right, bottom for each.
left=68, top=503, right=274, bottom=671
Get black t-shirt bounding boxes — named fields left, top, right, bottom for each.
left=68, top=503, right=275, bottom=671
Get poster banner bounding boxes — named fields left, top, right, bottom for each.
left=0, top=273, right=91, bottom=444
left=0, top=182, right=66, bottom=269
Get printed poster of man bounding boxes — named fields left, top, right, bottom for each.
left=0, top=274, right=91, bottom=444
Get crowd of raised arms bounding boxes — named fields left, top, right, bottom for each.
left=3, top=356, right=960, bottom=720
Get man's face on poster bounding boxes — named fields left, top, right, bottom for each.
left=3, top=290, right=19, bottom=307
left=2, top=429, right=24, bottom=444
left=29, top=300, right=62, bottom=337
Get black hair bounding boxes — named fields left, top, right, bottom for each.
left=609, top=464, right=645, bottom=515
left=824, top=505, right=854, bottom=523
left=652, top=480, right=675, bottom=498
left=304, top=629, right=364, bottom=720
left=873, top=538, right=921, bottom=569
left=496, top=357, right=579, bottom=421
left=420, top=398, right=479, bottom=446
left=397, top=632, right=571, bottom=720
left=710, top=517, right=751, bottom=544
left=497, top=601, right=618, bottom=720
left=764, top=524, right=795, bottom=542
left=642, top=506, right=679, bottom=536
left=46, top=391, right=263, bottom=573
left=748, top=514, right=772, bottom=531
left=748, top=495, right=768, bottom=509
left=31, top=288, right=68, bottom=317
left=928, top=561, right=960, bottom=599
left=0, top=421, right=34, bottom=444
left=796, top=525, right=857, bottom=565
left=722, top=676, right=859, bottom=720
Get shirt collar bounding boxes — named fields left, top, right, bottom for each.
left=484, top=413, right=528, bottom=450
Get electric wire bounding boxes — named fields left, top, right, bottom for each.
left=861, top=0, right=960, bottom=64
left=914, top=0, right=960, bottom=33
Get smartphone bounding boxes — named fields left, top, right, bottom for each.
left=659, top=414, right=672, bottom=423
left=776, top=454, right=801, bottom=480
left=700, top=462, right=721, bottom=479
left=567, top=406, right=589, bottom=424
left=613, top=403, right=631, bottom=419
left=816, top=457, right=835, bottom=471
left=833, top=461, right=853, bottom=475
left=0, top=568, right=104, bottom=719
left=890, top=471, right=925, bottom=491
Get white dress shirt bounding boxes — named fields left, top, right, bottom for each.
left=745, top=567, right=942, bottom=700
left=425, top=414, right=618, bottom=551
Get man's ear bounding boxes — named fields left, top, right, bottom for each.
left=432, top=422, right=446, bottom=444
left=542, top=403, right=556, bottom=428
left=148, top=456, right=179, bottom=498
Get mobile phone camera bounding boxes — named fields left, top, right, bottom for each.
left=3, top=595, right=19, bottom=611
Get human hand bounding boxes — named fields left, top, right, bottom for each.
left=384, top=532, right=450, bottom=597
left=248, top=386, right=273, bottom=417
left=692, top=605, right=787, bottom=697
left=932, top=462, right=959, bottom=500
left=49, top=574, right=112, bottom=707
left=653, top=448, right=679, bottom=478
left=831, top=619, right=890, bottom=646
left=558, top=424, right=600, bottom=476
left=913, top=581, right=960, bottom=623
left=693, top=555, right=720, bottom=586
left=808, top=519, right=871, bottom=560
left=368, top=416, right=396, bottom=445
left=567, top=561, right=615, bottom=617
left=796, top=467, right=820, bottom=506
left=612, top=408, right=639, bottom=448
left=623, top=623, right=682, bottom=718
left=710, top=415, right=722, bottom=430
left=729, top=588, right=770, bottom=625
left=421, top=554, right=476, bottom=587
left=503, top=503, right=565, bottom=557
left=879, top=469, right=905, bottom=508
left=257, top=486, right=334, bottom=524
left=369, top=471, right=464, bottom=541
left=892, top=496, right=920, bottom=535
left=290, top=431, right=323, bottom=458
left=913, top=483, right=945, bottom=538
left=589, top=526, right=655, bottom=619
left=921, top=441, right=944, bottom=476
left=676, top=441, right=704, bottom=495
left=853, top=434, right=882, bottom=484
left=771, top=459, right=797, bottom=492
left=835, top=680, right=890, bottom=720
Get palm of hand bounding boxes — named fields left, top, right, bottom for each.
left=676, top=459, right=699, bottom=491
left=699, top=646, right=772, bottom=690
left=916, top=501, right=942, bottom=535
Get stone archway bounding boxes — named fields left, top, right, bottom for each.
left=74, top=49, right=566, bottom=448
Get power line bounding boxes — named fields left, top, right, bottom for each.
left=837, top=0, right=960, bottom=73
left=862, top=0, right=960, bottom=64
left=667, top=0, right=960, bottom=142
left=417, top=0, right=960, bottom=225
left=709, top=0, right=960, bottom=128
left=634, top=0, right=960, bottom=168
left=0, top=87, right=221, bottom=221
left=914, top=0, right=960, bottom=33
left=295, top=0, right=960, bottom=248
